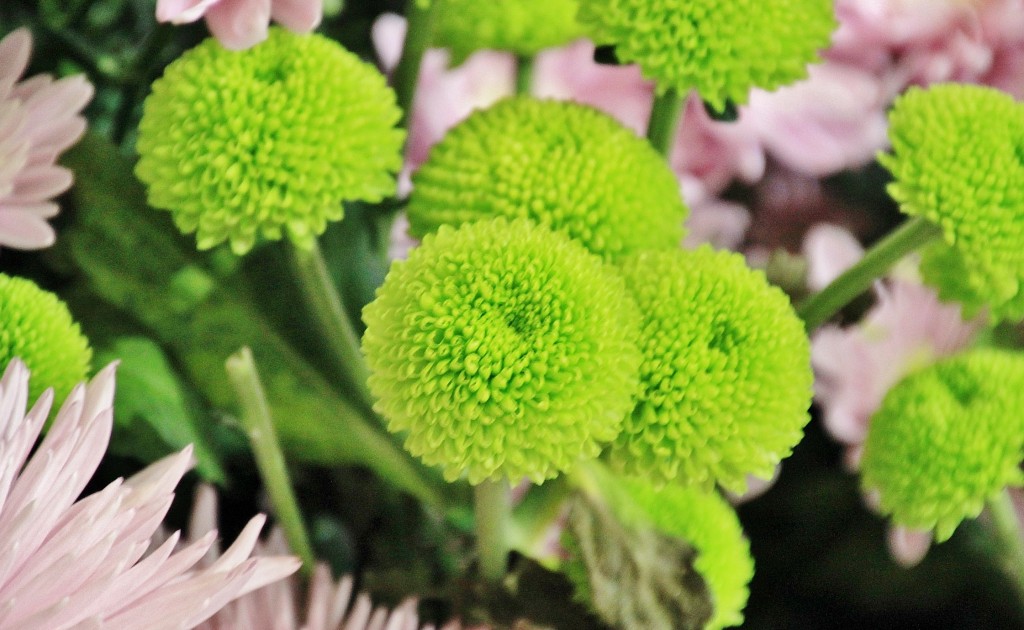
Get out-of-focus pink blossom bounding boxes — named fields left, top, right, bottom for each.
left=156, top=0, right=322, bottom=50
left=0, top=359, right=300, bottom=629
left=681, top=177, right=750, bottom=251
left=0, top=29, right=92, bottom=251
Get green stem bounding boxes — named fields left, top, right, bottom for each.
left=288, top=240, right=374, bottom=411
left=797, top=217, right=943, bottom=331
left=392, top=0, right=438, bottom=127
left=515, top=55, right=534, bottom=95
left=475, top=479, right=511, bottom=583
left=646, top=89, right=685, bottom=157
left=226, top=347, right=316, bottom=575
left=509, top=477, right=570, bottom=564
left=986, top=490, right=1024, bottom=602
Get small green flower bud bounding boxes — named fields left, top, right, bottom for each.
left=879, top=84, right=1024, bottom=320
left=861, top=350, right=1024, bottom=542
left=362, top=218, right=642, bottom=484
left=578, top=0, right=836, bottom=112
left=609, top=247, right=813, bottom=491
left=433, top=0, right=583, bottom=64
left=0, top=274, right=91, bottom=406
left=407, top=97, right=688, bottom=261
left=136, top=28, right=405, bottom=255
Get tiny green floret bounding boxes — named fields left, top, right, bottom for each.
left=879, top=84, right=1024, bottom=320
left=433, top=0, right=583, bottom=64
left=578, top=0, right=836, bottom=111
left=609, top=247, right=813, bottom=491
left=407, top=97, right=688, bottom=261
left=861, top=350, right=1024, bottom=542
left=0, top=274, right=92, bottom=406
left=362, top=218, right=642, bottom=484
left=136, top=28, right=405, bottom=255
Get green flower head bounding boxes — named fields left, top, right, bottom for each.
left=136, top=28, right=405, bottom=255
left=623, top=479, right=754, bottom=630
left=433, top=0, right=584, bottom=64
left=608, top=246, right=813, bottom=491
left=362, top=218, right=642, bottom=484
left=879, top=84, right=1024, bottom=321
left=861, top=349, right=1024, bottom=542
left=0, top=274, right=92, bottom=406
left=578, top=0, right=836, bottom=111
left=407, top=97, right=688, bottom=261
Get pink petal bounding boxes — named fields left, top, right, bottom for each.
left=205, top=0, right=272, bottom=50
left=0, top=210, right=56, bottom=249
left=271, top=0, right=322, bottom=33
left=886, top=526, right=932, bottom=568
left=0, top=29, right=31, bottom=97
left=156, top=0, right=223, bottom=24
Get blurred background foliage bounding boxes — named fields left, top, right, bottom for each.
left=1, top=1, right=1022, bottom=627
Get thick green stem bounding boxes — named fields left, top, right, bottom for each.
left=392, top=0, right=438, bottom=127
left=226, top=347, right=316, bottom=575
left=475, top=479, right=511, bottom=583
left=646, top=89, right=685, bottom=158
left=288, top=240, right=374, bottom=411
left=986, top=490, right=1024, bottom=602
left=797, top=217, right=943, bottom=331
left=515, top=55, right=534, bottom=95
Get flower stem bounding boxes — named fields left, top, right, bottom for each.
left=646, top=89, right=684, bottom=157
left=515, top=55, right=534, bottom=95
left=226, top=347, right=316, bottom=575
left=288, top=240, right=374, bottom=412
left=475, top=478, right=511, bottom=583
left=392, top=0, right=438, bottom=126
left=796, top=217, right=943, bottom=331
left=986, top=490, right=1024, bottom=602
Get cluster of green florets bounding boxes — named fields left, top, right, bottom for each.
left=861, top=350, right=1024, bottom=542
left=578, top=0, right=836, bottom=111
left=362, top=218, right=642, bottom=484
left=880, top=84, right=1024, bottom=321
left=433, top=0, right=584, bottom=64
left=136, top=28, right=405, bottom=255
left=408, top=97, right=688, bottom=261
left=0, top=274, right=92, bottom=406
left=610, top=247, right=813, bottom=491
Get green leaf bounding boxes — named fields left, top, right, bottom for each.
left=98, top=336, right=226, bottom=482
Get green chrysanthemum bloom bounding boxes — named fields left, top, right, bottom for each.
left=136, top=28, right=405, bottom=255
left=0, top=274, right=91, bottom=406
left=624, top=479, right=754, bottom=630
left=861, top=350, right=1024, bottom=542
left=433, top=0, right=583, bottom=64
left=407, top=97, right=688, bottom=261
left=362, top=218, right=642, bottom=484
left=879, top=84, right=1024, bottom=321
left=578, top=0, right=836, bottom=111
left=609, top=246, right=813, bottom=491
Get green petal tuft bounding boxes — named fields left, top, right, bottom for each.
left=0, top=274, right=92, bottom=406
left=136, top=28, right=405, bottom=255
left=879, top=84, right=1024, bottom=321
left=861, top=349, right=1024, bottom=542
left=362, top=218, right=642, bottom=484
left=578, top=0, right=836, bottom=110
left=433, top=0, right=584, bottom=64
left=407, top=97, right=688, bottom=261
left=609, top=246, right=813, bottom=491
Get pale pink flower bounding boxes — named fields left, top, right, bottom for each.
left=156, top=0, right=323, bottom=50
left=681, top=177, right=750, bottom=251
left=0, top=29, right=92, bottom=251
left=0, top=358, right=300, bottom=629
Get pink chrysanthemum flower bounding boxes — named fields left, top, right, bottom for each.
left=0, top=358, right=300, bottom=629
left=156, top=0, right=323, bottom=50
left=0, top=29, right=92, bottom=251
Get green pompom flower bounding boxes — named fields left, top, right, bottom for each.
left=609, top=246, right=813, bottom=491
left=861, top=350, right=1024, bottom=542
left=407, top=97, right=688, bottom=261
left=578, top=0, right=836, bottom=111
left=0, top=274, right=92, bottom=406
left=136, top=28, right=405, bottom=255
left=433, top=0, right=583, bottom=64
left=879, top=84, right=1024, bottom=321
left=623, top=479, right=754, bottom=630
left=362, top=218, right=642, bottom=484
